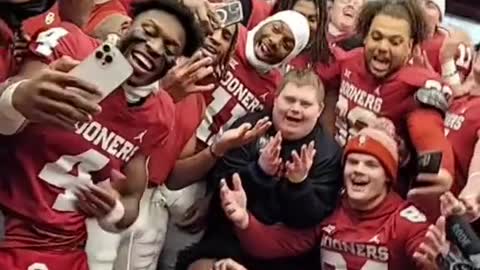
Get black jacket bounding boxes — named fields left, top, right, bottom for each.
left=210, top=111, right=343, bottom=229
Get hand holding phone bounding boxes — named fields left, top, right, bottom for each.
left=411, top=151, right=443, bottom=189
left=68, top=41, right=133, bottom=103
left=213, top=0, right=243, bottom=28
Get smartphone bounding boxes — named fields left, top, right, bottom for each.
left=214, top=0, right=244, bottom=28
left=68, top=41, right=133, bottom=103
left=417, top=151, right=443, bottom=174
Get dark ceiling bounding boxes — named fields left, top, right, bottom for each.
left=447, top=0, right=480, bottom=22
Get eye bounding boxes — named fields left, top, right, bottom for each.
left=371, top=31, right=382, bottom=41
left=283, top=38, right=294, bottom=52
left=222, top=29, right=232, bottom=41
left=284, top=96, right=296, bottom=103
left=143, top=24, right=156, bottom=37
left=300, top=101, right=313, bottom=108
left=272, top=24, right=281, bottom=33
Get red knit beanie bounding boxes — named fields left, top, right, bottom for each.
left=344, top=127, right=399, bottom=181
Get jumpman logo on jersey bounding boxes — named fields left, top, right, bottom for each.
left=259, top=93, right=269, bottom=102
left=322, top=225, right=336, bottom=235
left=344, top=69, right=352, bottom=79
left=369, top=235, right=381, bottom=244
left=134, top=130, right=148, bottom=143
left=374, top=87, right=381, bottom=96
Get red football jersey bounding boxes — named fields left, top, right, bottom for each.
left=22, top=3, right=61, bottom=38
left=333, top=48, right=446, bottom=147
left=196, top=26, right=281, bottom=145
left=237, top=192, right=429, bottom=270
left=0, top=3, right=60, bottom=82
left=445, top=96, right=480, bottom=193
left=148, top=93, right=206, bottom=185
left=246, top=0, right=273, bottom=30
left=0, top=22, right=168, bottom=249
left=84, top=0, right=128, bottom=36
left=422, top=32, right=472, bottom=79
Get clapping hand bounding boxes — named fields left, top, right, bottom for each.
left=213, top=117, right=272, bottom=156
left=220, top=173, right=249, bottom=229
left=258, top=132, right=283, bottom=176
left=285, top=141, right=316, bottom=184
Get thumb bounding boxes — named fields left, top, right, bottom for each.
left=237, top=123, right=252, bottom=135
left=232, top=173, right=243, bottom=191
left=110, top=169, right=127, bottom=183
left=50, top=56, right=80, bottom=72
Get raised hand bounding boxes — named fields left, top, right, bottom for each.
left=220, top=173, right=248, bottom=229
left=12, top=56, right=102, bottom=130
left=411, top=46, right=434, bottom=72
left=285, top=141, right=316, bottom=183
left=408, top=169, right=453, bottom=199
left=213, top=117, right=272, bottom=156
left=213, top=258, right=248, bottom=270
left=440, top=30, right=472, bottom=64
left=439, top=191, right=480, bottom=224
left=182, top=0, right=218, bottom=34
left=413, top=216, right=449, bottom=269
left=13, top=30, right=31, bottom=64
left=160, top=52, right=215, bottom=102
left=258, top=131, right=283, bottom=176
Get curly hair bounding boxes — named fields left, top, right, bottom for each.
left=356, top=0, right=428, bottom=46
left=271, top=0, right=331, bottom=64
left=131, top=0, right=204, bottom=57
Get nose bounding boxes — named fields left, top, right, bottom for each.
left=377, top=39, right=389, bottom=52
left=209, top=32, right=222, bottom=47
left=146, top=37, right=165, bottom=58
left=269, top=35, right=281, bottom=50
left=290, top=101, right=302, bottom=113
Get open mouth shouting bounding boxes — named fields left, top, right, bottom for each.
left=349, top=175, right=370, bottom=193
left=256, top=39, right=274, bottom=59
left=370, top=53, right=391, bottom=75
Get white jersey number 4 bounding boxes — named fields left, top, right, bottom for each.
left=38, top=149, right=110, bottom=211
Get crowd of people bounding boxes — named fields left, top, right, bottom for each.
left=0, top=0, right=479, bottom=270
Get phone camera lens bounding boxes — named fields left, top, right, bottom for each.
left=105, top=54, right=113, bottom=64
left=95, top=51, right=104, bottom=59
left=103, top=44, right=111, bottom=52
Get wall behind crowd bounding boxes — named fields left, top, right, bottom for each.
left=444, top=14, right=480, bottom=44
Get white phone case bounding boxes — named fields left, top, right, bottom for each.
left=69, top=41, right=133, bottom=103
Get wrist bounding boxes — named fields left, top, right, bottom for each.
left=237, top=214, right=249, bottom=230
left=0, top=80, right=28, bottom=135
left=97, top=199, right=126, bottom=233
left=209, top=143, right=224, bottom=158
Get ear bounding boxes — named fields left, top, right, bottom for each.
left=407, top=38, right=414, bottom=53
left=317, top=102, right=325, bottom=118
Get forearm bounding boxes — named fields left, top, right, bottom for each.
left=115, top=193, right=141, bottom=229
left=408, top=108, right=454, bottom=174
left=235, top=213, right=317, bottom=259
left=0, top=80, right=28, bottom=135
left=279, top=179, right=339, bottom=228
left=466, top=136, right=480, bottom=185
left=166, top=146, right=217, bottom=190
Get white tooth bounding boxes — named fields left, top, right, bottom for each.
left=134, top=52, right=153, bottom=70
